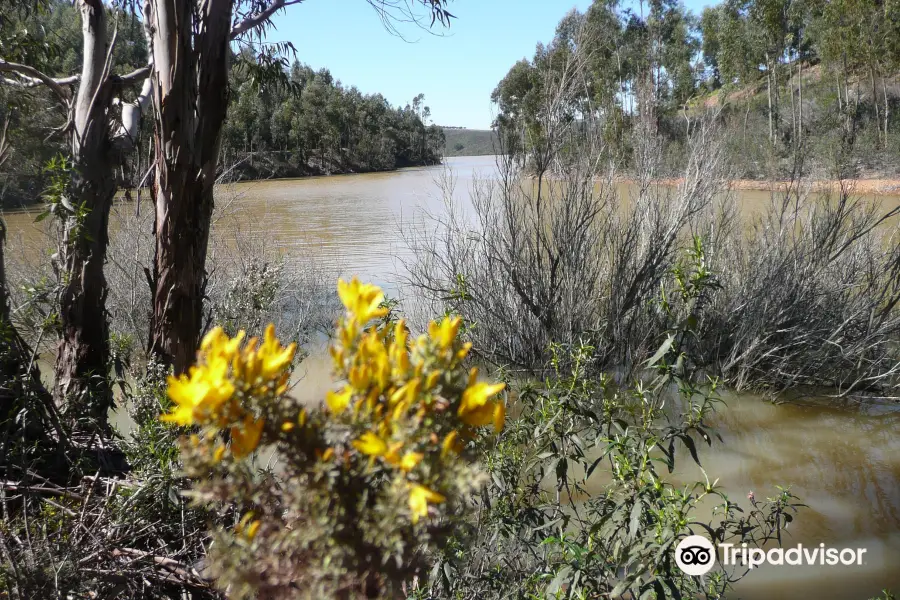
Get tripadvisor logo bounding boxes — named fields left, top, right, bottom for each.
left=675, top=535, right=716, bottom=576
left=674, top=535, right=869, bottom=576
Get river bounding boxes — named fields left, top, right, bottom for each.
left=3, top=155, right=900, bottom=599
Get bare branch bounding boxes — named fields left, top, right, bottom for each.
left=113, top=65, right=151, bottom=84
left=230, top=0, right=305, bottom=39
left=112, top=76, right=152, bottom=149
left=0, top=58, right=74, bottom=100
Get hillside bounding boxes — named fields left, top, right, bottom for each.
left=442, top=128, right=499, bottom=157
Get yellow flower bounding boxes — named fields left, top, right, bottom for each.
left=390, top=320, right=411, bottom=377
left=493, top=400, right=506, bottom=433
left=162, top=359, right=235, bottom=426
left=441, top=431, right=463, bottom=457
left=389, top=378, right=420, bottom=413
left=399, top=451, right=423, bottom=473
left=212, top=444, right=227, bottom=463
left=236, top=512, right=259, bottom=540
left=329, top=345, right=346, bottom=369
left=428, top=315, right=461, bottom=350
left=408, top=484, right=445, bottom=524
left=359, top=331, right=390, bottom=390
left=348, top=364, right=372, bottom=390
left=231, top=416, right=264, bottom=459
left=458, top=380, right=506, bottom=427
left=235, top=337, right=261, bottom=382
left=353, top=432, right=388, bottom=456
left=258, top=324, right=297, bottom=380
left=384, top=441, right=404, bottom=466
left=326, top=387, right=353, bottom=414
left=245, top=520, right=260, bottom=540
left=201, top=327, right=245, bottom=359
left=338, top=277, right=388, bottom=324
left=425, top=370, right=440, bottom=391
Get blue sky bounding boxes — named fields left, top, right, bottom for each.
left=269, top=0, right=715, bottom=129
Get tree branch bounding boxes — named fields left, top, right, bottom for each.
left=230, top=0, right=305, bottom=39
left=0, top=58, right=74, bottom=100
left=113, top=65, right=151, bottom=84
left=112, top=75, right=152, bottom=149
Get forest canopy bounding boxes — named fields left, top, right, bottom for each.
left=0, top=0, right=443, bottom=206
left=492, top=0, right=900, bottom=179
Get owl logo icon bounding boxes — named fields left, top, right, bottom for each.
left=675, top=535, right=716, bottom=576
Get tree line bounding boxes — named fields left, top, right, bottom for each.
left=0, top=0, right=452, bottom=447
left=224, top=60, right=444, bottom=178
left=0, top=1, right=443, bottom=205
left=493, top=0, right=900, bottom=178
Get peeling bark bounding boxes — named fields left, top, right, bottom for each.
left=51, top=0, right=117, bottom=426
left=146, top=0, right=233, bottom=374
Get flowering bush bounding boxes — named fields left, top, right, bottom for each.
left=162, top=277, right=505, bottom=598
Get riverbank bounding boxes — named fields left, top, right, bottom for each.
left=618, top=176, right=900, bottom=197
left=221, top=151, right=442, bottom=183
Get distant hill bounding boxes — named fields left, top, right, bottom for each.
left=442, top=128, right=499, bottom=157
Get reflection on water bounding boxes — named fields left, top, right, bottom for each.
left=3, top=155, right=900, bottom=599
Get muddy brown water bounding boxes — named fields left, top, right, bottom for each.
left=3, top=155, right=900, bottom=599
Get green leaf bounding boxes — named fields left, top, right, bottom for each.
left=629, top=500, right=643, bottom=539
left=586, top=454, right=605, bottom=480
left=647, top=334, right=675, bottom=367
left=681, top=434, right=700, bottom=466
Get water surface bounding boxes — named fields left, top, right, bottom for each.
left=3, top=155, right=899, bottom=599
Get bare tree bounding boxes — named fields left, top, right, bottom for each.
left=406, top=23, right=729, bottom=374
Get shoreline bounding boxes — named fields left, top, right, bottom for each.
left=728, top=178, right=900, bottom=197
left=618, top=176, right=900, bottom=197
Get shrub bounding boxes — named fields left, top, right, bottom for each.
left=163, top=277, right=507, bottom=599
left=420, top=244, right=802, bottom=600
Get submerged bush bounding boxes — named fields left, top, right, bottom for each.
left=163, top=277, right=507, bottom=598
left=421, top=245, right=803, bottom=600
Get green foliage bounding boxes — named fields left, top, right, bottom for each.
left=442, top=128, right=498, bottom=157
left=494, top=0, right=900, bottom=178
left=419, top=242, right=804, bottom=599
left=221, top=60, right=444, bottom=180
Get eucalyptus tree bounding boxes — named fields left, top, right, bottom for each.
left=749, top=0, right=791, bottom=142
left=699, top=6, right=723, bottom=88
left=142, top=0, right=455, bottom=374
left=0, top=0, right=453, bottom=436
left=0, top=0, right=150, bottom=429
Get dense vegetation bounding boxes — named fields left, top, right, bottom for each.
left=222, top=65, right=444, bottom=180
left=442, top=128, right=498, bottom=156
left=0, top=0, right=898, bottom=599
left=0, top=1, right=442, bottom=207
left=492, top=0, right=900, bottom=179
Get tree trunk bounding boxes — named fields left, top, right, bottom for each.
left=52, top=0, right=117, bottom=428
left=147, top=0, right=232, bottom=374
left=797, top=60, right=803, bottom=145
left=767, top=60, right=774, bottom=144
left=789, top=62, right=796, bottom=146
left=883, top=74, right=890, bottom=140
left=871, top=66, right=881, bottom=148
left=836, top=71, right=842, bottom=114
